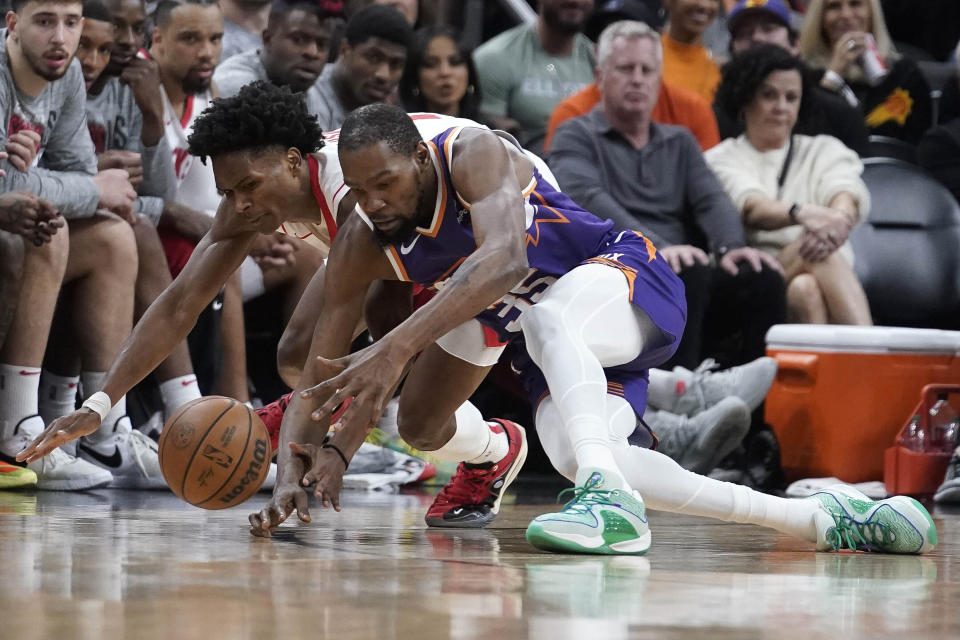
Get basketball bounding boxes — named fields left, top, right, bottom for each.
left=158, top=396, right=271, bottom=509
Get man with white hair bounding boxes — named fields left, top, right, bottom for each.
left=550, top=21, right=785, bottom=383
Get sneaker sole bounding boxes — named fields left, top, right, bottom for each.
left=424, top=423, right=529, bottom=529
left=0, top=476, right=38, bottom=489
left=107, top=474, right=169, bottom=490
left=525, top=523, right=651, bottom=555
left=36, top=474, right=113, bottom=491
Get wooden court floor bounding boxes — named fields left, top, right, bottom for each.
left=0, top=481, right=958, bottom=640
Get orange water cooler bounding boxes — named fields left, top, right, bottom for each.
left=764, top=325, right=960, bottom=484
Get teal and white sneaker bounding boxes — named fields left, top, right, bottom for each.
left=811, top=484, right=938, bottom=554
left=525, top=468, right=650, bottom=555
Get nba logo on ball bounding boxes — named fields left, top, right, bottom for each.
left=158, top=396, right=272, bottom=509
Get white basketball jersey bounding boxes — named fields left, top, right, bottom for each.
left=161, top=87, right=219, bottom=215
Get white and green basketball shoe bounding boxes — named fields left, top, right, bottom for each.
left=525, top=468, right=651, bottom=555
left=811, top=485, right=938, bottom=554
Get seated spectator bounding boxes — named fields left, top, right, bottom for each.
left=798, top=0, right=931, bottom=144
left=219, top=0, right=271, bottom=62
left=348, top=0, right=417, bottom=26
left=313, top=3, right=411, bottom=130
left=214, top=0, right=340, bottom=118
left=0, top=0, right=165, bottom=489
left=719, top=0, right=868, bottom=155
left=661, top=0, right=722, bottom=102
left=473, top=0, right=596, bottom=152
left=918, top=42, right=960, bottom=204
left=707, top=45, right=873, bottom=325
left=398, top=26, right=491, bottom=125
left=544, top=0, right=721, bottom=154
left=550, top=21, right=785, bottom=369
left=78, top=0, right=202, bottom=424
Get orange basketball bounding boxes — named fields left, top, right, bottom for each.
left=158, top=396, right=271, bottom=509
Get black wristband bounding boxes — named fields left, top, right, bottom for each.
left=788, top=203, right=801, bottom=224
left=322, top=443, right=349, bottom=469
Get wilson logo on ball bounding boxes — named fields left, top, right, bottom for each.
left=220, top=439, right=268, bottom=503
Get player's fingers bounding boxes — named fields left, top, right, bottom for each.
left=293, top=489, right=311, bottom=522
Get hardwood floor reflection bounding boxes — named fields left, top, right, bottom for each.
left=0, top=486, right=957, bottom=640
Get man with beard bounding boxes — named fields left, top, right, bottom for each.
left=0, top=0, right=167, bottom=490
left=248, top=102, right=935, bottom=558
left=214, top=0, right=340, bottom=119
left=75, top=0, right=204, bottom=431
left=473, top=0, right=596, bottom=152
left=219, top=0, right=273, bottom=62
left=312, top=3, right=411, bottom=130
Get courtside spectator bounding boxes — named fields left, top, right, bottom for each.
left=214, top=0, right=339, bottom=118
left=718, top=0, right=868, bottom=155
left=312, top=3, right=411, bottom=130
left=398, top=26, right=490, bottom=125
left=661, top=0, right=722, bottom=102
left=473, top=0, right=596, bottom=152
left=708, top=45, right=872, bottom=325
left=551, top=22, right=785, bottom=369
left=219, top=0, right=271, bottom=61
left=0, top=0, right=165, bottom=490
left=799, top=0, right=931, bottom=144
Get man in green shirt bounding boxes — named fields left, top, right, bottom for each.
left=473, top=0, right=595, bottom=153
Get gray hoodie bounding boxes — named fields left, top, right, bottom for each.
left=0, top=29, right=100, bottom=218
left=86, top=76, right=177, bottom=225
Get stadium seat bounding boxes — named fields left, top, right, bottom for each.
left=851, top=158, right=960, bottom=329
left=864, top=135, right=918, bottom=164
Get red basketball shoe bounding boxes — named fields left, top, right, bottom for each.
left=256, top=393, right=355, bottom=453
left=424, top=419, right=528, bottom=528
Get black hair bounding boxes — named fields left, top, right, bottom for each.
left=338, top=102, right=421, bottom=156
left=82, top=0, right=112, bottom=22
left=11, top=0, right=81, bottom=13
left=187, top=81, right=325, bottom=162
left=268, top=0, right=343, bottom=27
left=152, top=0, right=218, bottom=29
left=344, top=4, right=412, bottom=49
left=398, top=25, right=482, bottom=120
left=715, top=43, right=811, bottom=124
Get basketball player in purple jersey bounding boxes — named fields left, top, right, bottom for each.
left=281, top=103, right=936, bottom=555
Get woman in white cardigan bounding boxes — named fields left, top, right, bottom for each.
left=706, top=45, right=872, bottom=325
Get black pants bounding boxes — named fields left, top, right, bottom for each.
left=665, top=261, right=786, bottom=370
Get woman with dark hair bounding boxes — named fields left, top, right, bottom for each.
left=706, top=44, right=872, bottom=325
left=398, top=26, right=488, bottom=124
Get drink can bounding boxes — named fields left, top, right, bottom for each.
left=861, top=33, right=888, bottom=85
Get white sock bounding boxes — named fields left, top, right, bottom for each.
left=159, top=375, right=201, bottom=417
left=612, top=445, right=820, bottom=542
left=0, top=363, right=41, bottom=438
left=646, top=368, right=679, bottom=411
left=38, top=371, right=80, bottom=424
left=428, top=402, right=509, bottom=464
left=80, top=371, right=130, bottom=441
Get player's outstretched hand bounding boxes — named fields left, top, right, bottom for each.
left=300, top=343, right=406, bottom=439
left=16, top=409, right=102, bottom=463
left=248, top=480, right=312, bottom=538
left=288, top=442, right=346, bottom=511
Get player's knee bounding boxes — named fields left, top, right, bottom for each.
left=395, top=404, right=447, bottom=451
left=24, top=220, right=69, bottom=273
left=276, top=332, right=307, bottom=388
left=91, top=216, right=138, bottom=272
left=787, top=273, right=822, bottom=307
left=520, top=301, right=564, bottom=360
